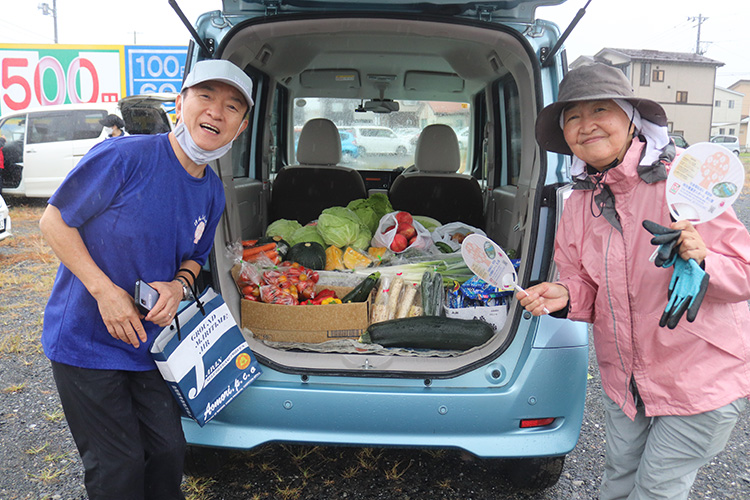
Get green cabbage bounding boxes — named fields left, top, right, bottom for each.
left=317, top=207, right=371, bottom=248
left=289, top=225, right=325, bottom=247
left=266, top=219, right=302, bottom=242
left=352, top=227, right=373, bottom=250
left=346, top=193, right=394, bottom=233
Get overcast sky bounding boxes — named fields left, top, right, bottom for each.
left=2, top=0, right=748, bottom=87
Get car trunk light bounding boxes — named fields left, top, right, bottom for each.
left=520, top=417, right=555, bottom=428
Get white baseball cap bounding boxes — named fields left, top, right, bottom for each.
left=182, top=59, right=254, bottom=109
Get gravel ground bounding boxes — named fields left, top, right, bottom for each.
left=1, top=184, right=749, bottom=500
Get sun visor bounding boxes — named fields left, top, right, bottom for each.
left=404, top=71, right=464, bottom=93
left=300, top=70, right=361, bottom=89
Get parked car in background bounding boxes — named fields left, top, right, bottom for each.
left=669, top=133, right=689, bottom=149
left=710, top=134, right=740, bottom=155
left=0, top=103, right=116, bottom=198
left=181, top=0, right=588, bottom=490
left=0, top=96, right=176, bottom=198
left=338, top=130, right=359, bottom=160
left=0, top=194, right=11, bottom=241
left=347, top=126, right=410, bottom=156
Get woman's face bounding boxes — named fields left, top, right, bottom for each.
left=562, top=99, right=633, bottom=170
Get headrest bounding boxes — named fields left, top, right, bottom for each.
left=415, top=124, right=460, bottom=173
left=297, top=118, right=342, bottom=165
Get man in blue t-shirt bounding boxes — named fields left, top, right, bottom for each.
left=39, top=59, right=254, bottom=500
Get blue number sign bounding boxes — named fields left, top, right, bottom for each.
left=124, top=46, right=187, bottom=96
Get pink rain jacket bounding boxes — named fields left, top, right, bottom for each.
left=556, top=139, right=750, bottom=420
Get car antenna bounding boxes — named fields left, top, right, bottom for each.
left=168, top=0, right=215, bottom=58
left=541, top=0, right=593, bottom=68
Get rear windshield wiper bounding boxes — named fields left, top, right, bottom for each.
left=541, top=0, right=592, bottom=68
left=168, top=0, right=215, bottom=58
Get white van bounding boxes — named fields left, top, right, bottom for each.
left=0, top=103, right=117, bottom=198
left=0, top=95, right=176, bottom=198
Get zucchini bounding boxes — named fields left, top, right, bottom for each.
left=342, top=272, right=380, bottom=303
left=360, top=316, right=494, bottom=350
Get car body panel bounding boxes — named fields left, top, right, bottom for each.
left=184, top=343, right=587, bottom=457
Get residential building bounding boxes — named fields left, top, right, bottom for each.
left=571, top=49, right=724, bottom=144
left=728, top=79, right=750, bottom=150
left=711, top=86, right=743, bottom=139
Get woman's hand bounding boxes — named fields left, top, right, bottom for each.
left=516, top=282, right=570, bottom=316
left=671, top=220, right=707, bottom=265
left=144, top=280, right=184, bottom=328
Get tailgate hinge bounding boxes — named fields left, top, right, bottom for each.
left=264, top=0, right=280, bottom=16
left=477, top=5, right=495, bottom=22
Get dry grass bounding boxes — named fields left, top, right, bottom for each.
left=0, top=203, right=58, bottom=357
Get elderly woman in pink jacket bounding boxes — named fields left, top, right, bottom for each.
left=520, top=62, right=750, bottom=500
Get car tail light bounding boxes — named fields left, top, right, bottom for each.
left=520, top=417, right=556, bottom=428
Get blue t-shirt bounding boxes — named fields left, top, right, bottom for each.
left=42, top=133, right=226, bottom=371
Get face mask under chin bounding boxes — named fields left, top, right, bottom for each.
left=173, top=120, right=237, bottom=165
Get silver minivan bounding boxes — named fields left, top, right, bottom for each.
left=710, top=134, right=741, bottom=155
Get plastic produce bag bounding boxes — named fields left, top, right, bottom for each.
left=371, top=212, right=435, bottom=253
left=432, top=222, right=486, bottom=252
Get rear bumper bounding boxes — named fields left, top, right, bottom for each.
left=183, top=343, right=588, bottom=458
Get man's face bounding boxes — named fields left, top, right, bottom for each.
left=175, top=80, right=249, bottom=151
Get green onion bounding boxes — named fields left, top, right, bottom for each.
left=352, top=252, right=474, bottom=285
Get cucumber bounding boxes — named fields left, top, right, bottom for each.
left=342, top=272, right=380, bottom=303
left=361, top=316, right=494, bottom=350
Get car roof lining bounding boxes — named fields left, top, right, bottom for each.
left=220, top=17, right=531, bottom=102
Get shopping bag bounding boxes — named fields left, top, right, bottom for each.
left=150, top=287, right=261, bottom=426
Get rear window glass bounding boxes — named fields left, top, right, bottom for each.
left=293, top=98, right=471, bottom=172
left=28, top=110, right=107, bottom=144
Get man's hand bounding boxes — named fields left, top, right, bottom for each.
left=94, top=283, right=148, bottom=348
left=517, top=282, right=570, bottom=316
left=144, top=280, right=184, bottom=328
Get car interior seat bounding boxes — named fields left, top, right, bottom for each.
left=270, top=118, right=368, bottom=225
left=388, top=124, right=484, bottom=228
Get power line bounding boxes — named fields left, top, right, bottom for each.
left=0, top=19, right=55, bottom=43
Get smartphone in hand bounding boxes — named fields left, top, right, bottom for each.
left=134, top=280, right=160, bottom=315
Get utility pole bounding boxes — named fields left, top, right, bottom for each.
left=129, top=31, right=143, bottom=44
left=687, top=14, right=708, bottom=55
left=38, top=0, right=58, bottom=43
